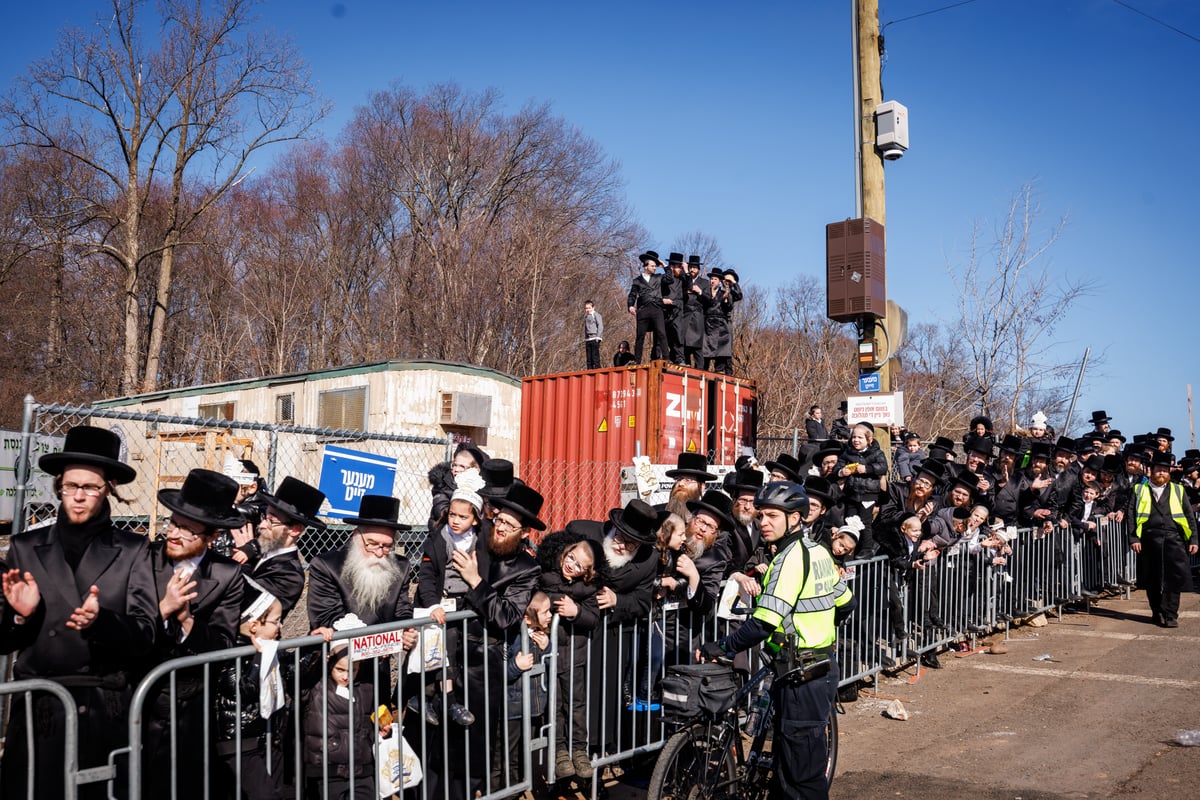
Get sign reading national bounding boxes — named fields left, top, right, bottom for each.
left=349, top=628, right=407, bottom=662
left=318, top=444, right=398, bottom=518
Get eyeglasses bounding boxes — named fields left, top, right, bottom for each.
left=611, top=532, right=637, bottom=549
left=161, top=516, right=207, bottom=541
left=692, top=516, right=717, bottom=534
left=359, top=534, right=392, bottom=555
left=493, top=516, right=522, bottom=532
left=563, top=550, right=592, bottom=571
left=62, top=482, right=106, bottom=497
left=263, top=510, right=291, bottom=527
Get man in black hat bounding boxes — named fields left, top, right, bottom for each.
left=141, top=468, right=247, bottom=799
left=1089, top=410, right=1112, bottom=436
left=991, top=435, right=1025, bottom=524
left=680, top=490, right=734, bottom=624
left=723, top=468, right=765, bottom=579
left=664, top=452, right=717, bottom=518
left=627, top=249, right=672, bottom=363
left=1126, top=452, right=1198, bottom=627
left=700, top=267, right=734, bottom=375
left=1018, top=441, right=1060, bottom=530
left=765, top=452, right=805, bottom=484
left=682, top=255, right=706, bottom=368
left=308, top=494, right=415, bottom=630
left=425, top=485, right=542, bottom=798
left=478, top=457, right=523, bottom=520
left=1, top=425, right=158, bottom=800
left=829, top=400, right=851, bottom=442
left=662, top=252, right=687, bottom=364
left=962, top=434, right=997, bottom=508
left=248, top=476, right=328, bottom=620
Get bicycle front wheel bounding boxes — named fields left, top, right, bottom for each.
left=648, top=726, right=736, bottom=800
left=825, top=704, right=839, bottom=788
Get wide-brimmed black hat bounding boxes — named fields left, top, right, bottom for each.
left=40, top=425, right=136, bottom=484
left=706, top=268, right=725, bottom=280
left=1028, top=441, right=1053, bottom=461
left=1147, top=451, right=1173, bottom=468
left=1079, top=455, right=1105, bottom=474
left=812, top=443, right=843, bottom=463
left=722, top=269, right=740, bottom=283
left=343, top=494, right=410, bottom=531
left=997, top=434, right=1024, bottom=456
left=665, top=452, right=717, bottom=482
left=158, top=468, right=245, bottom=530
left=1053, top=436, right=1076, bottom=454
left=490, top=484, right=547, bottom=530
left=723, top=468, right=764, bottom=494
left=1089, top=410, right=1111, bottom=425
left=913, top=459, right=944, bottom=483
left=803, top=476, right=836, bottom=506
left=608, top=498, right=667, bottom=545
left=963, top=434, right=994, bottom=457
left=764, top=453, right=804, bottom=482
left=260, top=476, right=328, bottom=531
left=1100, top=454, right=1122, bottom=474
left=1152, top=427, right=1174, bottom=442
left=687, top=255, right=702, bottom=268
left=686, top=489, right=736, bottom=531
left=667, top=252, right=685, bottom=266
left=928, top=436, right=957, bottom=458
left=638, top=250, right=663, bottom=266
left=1107, top=430, right=1126, bottom=443
left=952, top=470, right=980, bottom=495
left=478, top=458, right=523, bottom=500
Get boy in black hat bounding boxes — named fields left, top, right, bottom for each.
left=627, top=249, right=672, bottom=363
left=1, top=425, right=159, bottom=800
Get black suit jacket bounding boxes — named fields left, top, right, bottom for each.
left=146, top=542, right=243, bottom=662
left=2, top=518, right=159, bottom=680
left=306, top=547, right=413, bottom=629
left=568, top=519, right=658, bottom=626
left=248, top=548, right=306, bottom=620
left=627, top=272, right=671, bottom=311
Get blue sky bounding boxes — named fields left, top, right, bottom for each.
left=6, top=1, right=1198, bottom=449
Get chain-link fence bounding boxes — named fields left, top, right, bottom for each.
left=12, top=398, right=452, bottom=563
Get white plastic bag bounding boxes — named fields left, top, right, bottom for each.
left=376, top=731, right=422, bottom=794
left=406, top=606, right=446, bottom=674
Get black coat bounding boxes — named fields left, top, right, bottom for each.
left=682, top=274, right=706, bottom=349
left=306, top=547, right=413, bottom=629
left=2, top=516, right=158, bottom=676
left=567, top=519, right=658, bottom=626
left=805, top=418, right=829, bottom=442
left=536, top=531, right=608, bottom=632
left=145, top=543, right=243, bottom=665
left=427, top=461, right=456, bottom=532
left=300, top=662, right=377, bottom=779
left=836, top=441, right=889, bottom=502
left=627, top=271, right=672, bottom=311
left=247, top=548, right=306, bottom=621
left=699, top=284, right=734, bottom=358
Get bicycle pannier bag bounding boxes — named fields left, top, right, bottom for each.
left=660, top=663, right=738, bottom=720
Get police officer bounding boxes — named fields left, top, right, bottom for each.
left=698, top=481, right=854, bottom=799
left=1126, top=451, right=1198, bottom=627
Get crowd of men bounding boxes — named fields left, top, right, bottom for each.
left=1, top=402, right=1197, bottom=800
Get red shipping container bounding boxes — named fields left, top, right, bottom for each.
left=519, top=361, right=756, bottom=535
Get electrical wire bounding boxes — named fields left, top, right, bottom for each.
left=881, top=0, right=984, bottom=31
left=1112, top=0, right=1200, bottom=45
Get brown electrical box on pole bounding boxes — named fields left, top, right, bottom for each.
left=826, top=217, right=886, bottom=322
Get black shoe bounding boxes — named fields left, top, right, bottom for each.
left=920, top=653, right=942, bottom=670
left=926, top=615, right=947, bottom=629
left=1163, top=618, right=1179, bottom=629
left=448, top=701, right=476, bottom=726
left=1151, top=613, right=1164, bottom=626
left=406, top=695, right=439, bottom=726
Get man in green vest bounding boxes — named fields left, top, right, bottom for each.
left=698, top=481, right=854, bottom=799
left=1126, top=451, right=1197, bottom=627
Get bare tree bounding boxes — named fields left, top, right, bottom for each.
left=1, top=0, right=326, bottom=394
left=948, top=184, right=1096, bottom=433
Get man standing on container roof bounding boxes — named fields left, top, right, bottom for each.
left=662, top=252, right=687, bottom=364
left=627, top=249, right=671, bottom=363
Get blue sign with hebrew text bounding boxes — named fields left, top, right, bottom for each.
left=318, top=445, right=397, bottom=518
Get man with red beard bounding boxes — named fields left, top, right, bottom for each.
left=140, top=468, right=247, bottom=799
left=419, top=484, right=542, bottom=798
left=1, top=425, right=158, bottom=800
left=1127, top=452, right=1197, bottom=628
left=663, top=452, right=716, bottom=519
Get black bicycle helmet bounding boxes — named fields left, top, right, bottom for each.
left=754, top=480, right=810, bottom=515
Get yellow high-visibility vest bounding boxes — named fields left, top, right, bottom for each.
left=1132, top=481, right=1193, bottom=542
left=753, top=535, right=852, bottom=651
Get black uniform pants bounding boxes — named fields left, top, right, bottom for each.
left=633, top=306, right=667, bottom=362
left=1137, top=527, right=1193, bottom=623
left=772, top=657, right=838, bottom=799
left=585, top=339, right=601, bottom=370
left=664, top=309, right=685, bottom=364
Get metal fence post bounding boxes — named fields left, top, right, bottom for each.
left=12, top=394, right=37, bottom=538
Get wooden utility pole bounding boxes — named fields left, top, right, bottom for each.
left=854, top=0, right=890, bottom=394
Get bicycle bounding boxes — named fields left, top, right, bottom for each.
left=647, top=661, right=838, bottom=800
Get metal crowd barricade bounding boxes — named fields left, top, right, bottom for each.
left=111, top=611, right=537, bottom=800
left=0, top=679, right=83, bottom=800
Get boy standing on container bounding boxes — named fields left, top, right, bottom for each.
left=627, top=250, right=671, bottom=363
left=583, top=300, right=604, bottom=369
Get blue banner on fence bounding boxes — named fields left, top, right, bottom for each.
left=318, top=445, right=398, bottom=518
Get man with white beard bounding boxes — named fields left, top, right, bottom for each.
left=306, top=494, right=416, bottom=631
left=663, top=452, right=717, bottom=519
left=246, top=476, right=327, bottom=621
